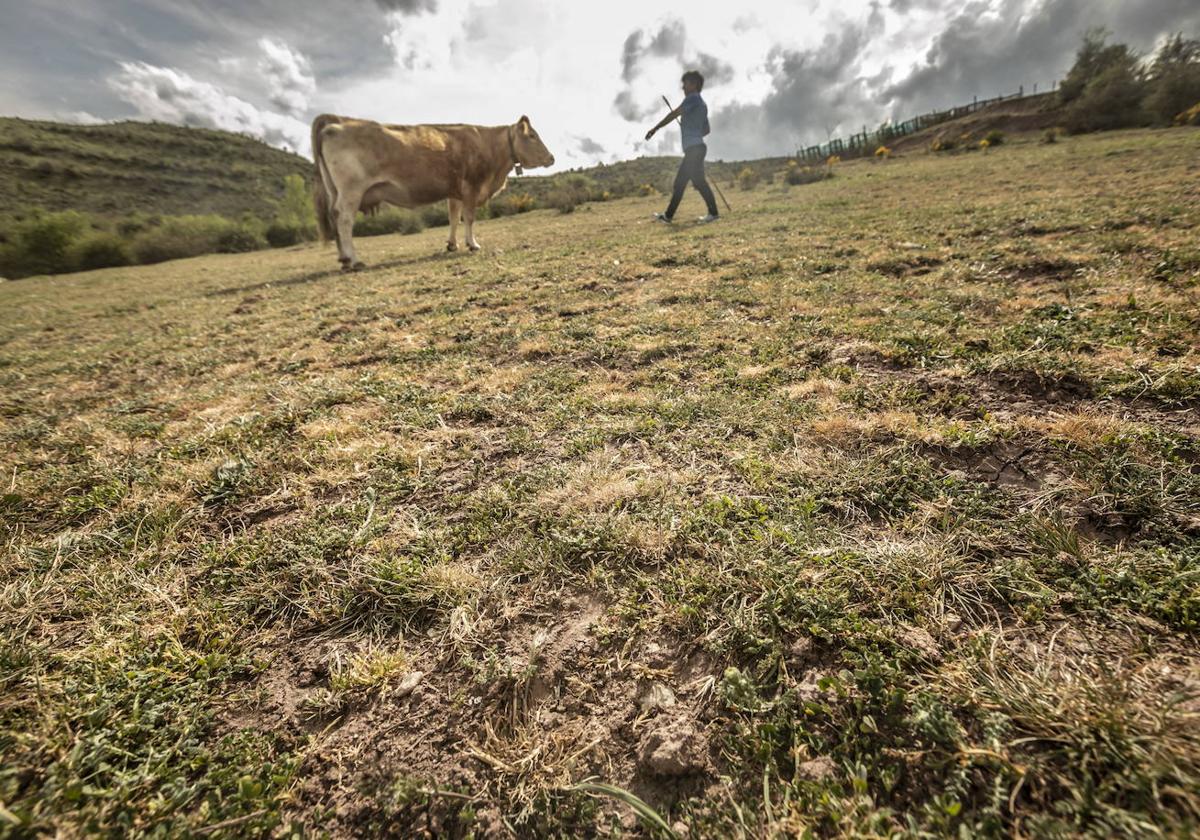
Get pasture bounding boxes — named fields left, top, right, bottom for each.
left=2, top=127, right=1198, bottom=838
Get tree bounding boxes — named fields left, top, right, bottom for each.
left=1059, top=29, right=1137, bottom=103
left=1060, top=31, right=1146, bottom=133
left=1145, top=34, right=1200, bottom=124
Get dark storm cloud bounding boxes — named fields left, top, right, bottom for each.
left=614, top=18, right=735, bottom=122
left=0, top=0, right=411, bottom=123
left=884, top=0, right=1200, bottom=114
left=709, top=17, right=882, bottom=159
left=577, top=137, right=606, bottom=155
left=375, top=0, right=437, bottom=12
left=710, top=0, right=1200, bottom=160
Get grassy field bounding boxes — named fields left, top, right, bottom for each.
left=2, top=127, right=1199, bottom=838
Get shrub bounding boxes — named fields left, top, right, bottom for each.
left=270, top=174, right=316, bottom=243
left=216, top=222, right=267, bottom=254
left=72, top=232, right=133, bottom=271
left=783, top=161, right=833, bottom=186
left=0, top=211, right=88, bottom=277
left=639, top=183, right=658, bottom=196
left=1176, top=102, right=1200, bottom=126
left=420, top=204, right=450, bottom=228
left=931, top=137, right=956, bottom=152
left=265, top=221, right=306, bottom=247
left=1064, top=58, right=1146, bottom=133
left=736, top=166, right=759, bottom=190
left=353, top=207, right=424, bottom=237
left=874, top=145, right=892, bottom=159
left=826, top=155, right=841, bottom=165
left=983, top=130, right=1006, bottom=146
left=489, top=192, right=537, bottom=217
left=545, top=189, right=577, bottom=214
left=132, top=215, right=232, bottom=264
left=1042, top=128, right=1061, bottom=144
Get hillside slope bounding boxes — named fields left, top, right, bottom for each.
left=0, top=118, right=311, bottom=219
left=2, top=127, right=1199, bottom=838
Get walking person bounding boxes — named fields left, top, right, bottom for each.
left=645, top=70, right=719, bottom=224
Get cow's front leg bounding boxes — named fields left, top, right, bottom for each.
left=334, top=195, right=365, bottom=271
left=446, top=198, right=461, bottom=252
left=463, top=202, right=481, bottom=252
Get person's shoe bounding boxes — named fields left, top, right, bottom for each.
left=697, top=214, right=719, bottom=223
left=653, top=212, right=673, bottom=224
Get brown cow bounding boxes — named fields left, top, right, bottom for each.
left=311, top=114, right=555, bottom=270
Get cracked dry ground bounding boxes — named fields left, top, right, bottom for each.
left=2, top=127, right=1199, bottom=838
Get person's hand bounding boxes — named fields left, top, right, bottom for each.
left=644, top=128, right=655, bottom=141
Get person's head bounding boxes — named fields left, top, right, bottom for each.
left=681, top=70, right=704, bottom=95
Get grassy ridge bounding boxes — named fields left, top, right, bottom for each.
left=1, top=127, right=1198, bottom=838
left=0, top=118, right=310, bottom=219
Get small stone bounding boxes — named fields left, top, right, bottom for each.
left=788, top=636, right=814, bottom=662
left=795, top=670, right=827, bottom=702
left=897, top=624, right=942, bottom=661
left=797, top=756, right=837, bottom=782
left=943, top=613, right=963, bottom=633
left=395, top=670, right=424, bottom=697
left=671, top=821, right=690, bottom=838
left=638, top=720, right=707, bottom=776
left=638, top=681, right=677, bottom=712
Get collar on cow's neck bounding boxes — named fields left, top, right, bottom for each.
left=508, top=125, right=524, bottom=176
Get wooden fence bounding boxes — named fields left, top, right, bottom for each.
left=797, top=84, right=1057, bottom=163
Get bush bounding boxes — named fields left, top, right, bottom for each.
left=1064, top=58, right=1146, bottom=133
left=783, top=160, right=832, bottom=186
left=270, top=174, right=317, bottom=244
left=639, top=183, right=658, bottom=196
left=736, top=166, right=760, bottom=190
left=1042, top=128, right=1061, bottom=144
left=931, top=136, right=956, bottom=152
left=489, top=192, right=537, bottom=217
left=265, top=221, right=307, bottom=247
left=72, top=232, right=132, bottom=271
left=0, top=211, right=88, bottom=277
left=420, top=204, right=450, bottom=228
left=216, top=222, right=267, bottom=254
left=132, top=215, right=232, bottom=264
left=983, top=130, right=1006, bottom=146
left=353, top=207, right=424, bottom=237
left=545, top=189, right=577, bottom=214
left=1177, top=102, right=1200, bottom=126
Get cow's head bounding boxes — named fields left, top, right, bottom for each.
left=512, top=116, right=555, bottom=170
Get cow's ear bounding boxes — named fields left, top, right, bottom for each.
left=518, top=115, right=530, bottom=128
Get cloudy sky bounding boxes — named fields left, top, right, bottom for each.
left=2, top=0, right=1198, bottom=168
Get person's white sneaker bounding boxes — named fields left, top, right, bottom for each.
left=652, top=212, right=673, bottom=224
left=697, top=214, right=719, bottom=223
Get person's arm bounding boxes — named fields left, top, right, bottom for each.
left=645, top=106, right=683, bottom=141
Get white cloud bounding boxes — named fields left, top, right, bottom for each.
left=257, top=38, right=316, bottom=117
left=108, top=61, right=310, bottom=154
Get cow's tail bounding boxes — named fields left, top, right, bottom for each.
left=311, top=114, right=340, bottom=244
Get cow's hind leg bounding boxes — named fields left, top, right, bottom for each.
left=446, top=198, right=461, bottom=252
left=334, top=195, right=365, bottom=271
left=463, top=201, right=481, bottom=252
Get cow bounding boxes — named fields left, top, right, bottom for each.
left=311, top=114, right=555, bottom=270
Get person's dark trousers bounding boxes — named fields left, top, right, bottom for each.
left=665, top=143, right=719, bottom=220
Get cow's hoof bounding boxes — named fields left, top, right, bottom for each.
left=468, top=243, right=481, bottom=253
left=352, top=261, right=367, bottom=271
left=446, top=243, right=458, bottom=252
left=340, top=261, right=352, bottom=273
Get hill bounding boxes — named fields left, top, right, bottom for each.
left=3, top=125, right=1198, bottom=837
left=0, top=117, right=311, bottom=219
